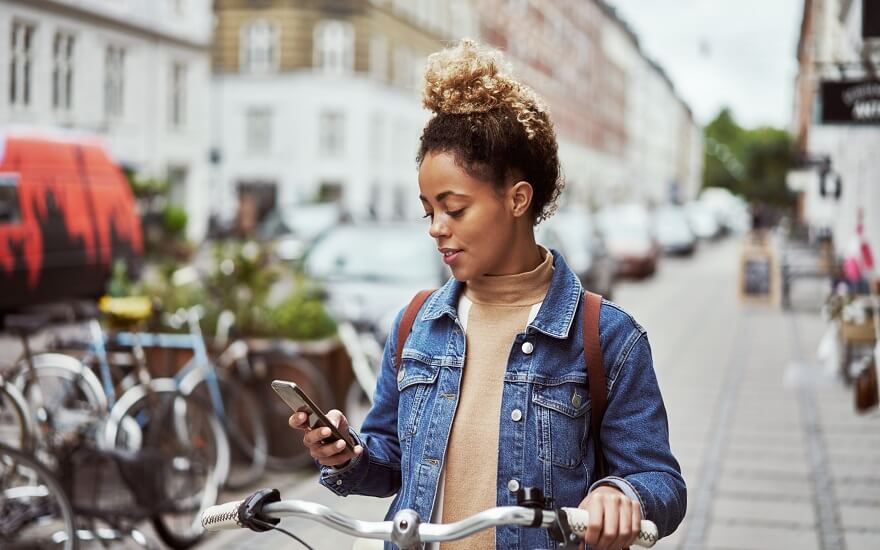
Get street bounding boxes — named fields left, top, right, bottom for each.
left=194, top=236, right=879, bottom=550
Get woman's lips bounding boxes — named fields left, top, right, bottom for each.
left=440, top=249, right=463, bottom=265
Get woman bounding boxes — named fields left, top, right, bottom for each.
left=290, top=39, right=686, bottom=550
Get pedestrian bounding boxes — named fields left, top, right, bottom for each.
left=289, top=39, right=686, bottom=550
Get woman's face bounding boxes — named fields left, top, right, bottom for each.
left=418, top=151, right=526, bottom=281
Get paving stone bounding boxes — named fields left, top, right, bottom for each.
left=839, top=504, right=880, bottom=530
left=712, top=497, right=816, bottom=525
left=705, top=522, right=820, bottom=550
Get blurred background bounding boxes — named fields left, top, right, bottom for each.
left=0, top=0, right=878, bottom=549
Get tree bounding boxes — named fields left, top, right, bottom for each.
left=703, top=108, right=795, bottom=206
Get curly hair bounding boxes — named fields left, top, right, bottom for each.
left=417, top=39, right=563, bottom=224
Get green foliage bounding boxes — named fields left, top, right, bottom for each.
left=703, top=107, right=795, bottom=206
left=127, top=175, right=170, bottom=198
left=264, top=282, right=337, bottom=340
left=162, top=205, right=188, bottom=236
left=106, top=260, right=136, bottom=298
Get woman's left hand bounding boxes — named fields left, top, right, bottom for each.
left=578, top=485, right=641, bottom=550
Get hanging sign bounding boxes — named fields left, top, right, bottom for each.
left=821, top=80, right=880, bottom=124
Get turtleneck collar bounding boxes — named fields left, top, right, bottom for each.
left=464, top=246, right=555, bottom=306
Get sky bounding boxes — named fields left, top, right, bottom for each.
left=604, top=0, right=804, bottom=129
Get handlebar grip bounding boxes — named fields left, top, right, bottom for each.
left=201, top=500, right=243, bottom=532
left=560, top=508, right=659, bottom=548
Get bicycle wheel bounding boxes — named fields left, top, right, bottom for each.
left=104, top=379, right=228, bottom=550
left=0, top=442, right=78, bottom=549
left=13, top=354, right=107, bottom=452
left=247, top=353, right=334, bottom=471
left=0, top=381, right=35, bottom=452
left=186, top=371, right=268, bottom=490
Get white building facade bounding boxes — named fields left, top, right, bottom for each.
left=793, top=0, right=880, bottom=253
left=0, top=0, right=214, bottom=240
left=212, top=0, right=478, bottom=228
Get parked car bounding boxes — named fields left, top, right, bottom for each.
left=685, top=201, right=722, bottom=240
left=260, top=202, right=345, bottom=262
left=0, top=131, right=143, bottom=311
left=303, top=222, right=449, bottom=342
left=653, top=205, right=697, bottom=256
left=538, top=208, right=615, bottom=298
left=597, top=204, right=659, bottom=278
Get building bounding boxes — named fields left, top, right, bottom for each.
left=791, top=0, right=880, bottom=253
left=0, top=0, right=215, bottom=241
left=476, top=0, right=702, bottom=209
left=211, top=0, right=477, bottom=231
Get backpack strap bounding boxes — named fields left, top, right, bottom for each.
left=584, top=291, right=607, bottom=479
left=394, top=290, right=434, bottom=371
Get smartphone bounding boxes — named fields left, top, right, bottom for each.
left=271, top=380, right=356, bottom=452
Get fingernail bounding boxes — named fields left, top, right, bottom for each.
left=323, top=428, right=331, bottom=436
left=337, top=440, right=345, bottom=449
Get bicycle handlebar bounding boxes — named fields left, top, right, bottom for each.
left=201, top=494, right=659, bottom=549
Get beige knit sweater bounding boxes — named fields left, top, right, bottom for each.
left=439, top=248, right=554, bottom=550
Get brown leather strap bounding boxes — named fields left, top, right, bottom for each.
left=395, top=290, right=434, bottom=370
left=584, top=291, right=607, bottom=479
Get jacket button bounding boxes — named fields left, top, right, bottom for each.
left=336, top=479, right=343, bottom=486
left=510, top=409, right=522, bottom=422
left=521, top=342, right=534, bottom=355
left=507, top=479, right=520, bottom=492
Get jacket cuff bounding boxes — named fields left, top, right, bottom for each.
left=588, top=476, right=646, bottom=516
left=319, top=429, right=367, bottom=496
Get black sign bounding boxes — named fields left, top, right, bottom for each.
left=865, top=1, right=880, bottom=39
left=743, top=256, right=771, bottom=297
left=821, top=80, right=880, bottom=124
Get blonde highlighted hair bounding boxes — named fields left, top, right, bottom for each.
left=417, top=39, right=563, bottom=223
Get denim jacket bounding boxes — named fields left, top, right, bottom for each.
left=320, top=249, right=686, bottom=549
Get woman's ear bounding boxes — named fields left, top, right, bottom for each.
left=508, top=180, right=534, bottom=218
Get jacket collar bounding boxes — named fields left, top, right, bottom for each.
left=421, top=248, right=583, bottom=339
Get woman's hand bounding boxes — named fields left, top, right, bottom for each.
left=578, top=485, right=641, bottom=550
left=288, top=409, right=364, bottom=468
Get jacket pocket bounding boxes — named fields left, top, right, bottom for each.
left=397, top=353, right=440, bottom=441
left=532, top=381, right=590, bottom=469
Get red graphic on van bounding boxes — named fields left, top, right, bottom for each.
left=0, top=133, right=143, bottom=309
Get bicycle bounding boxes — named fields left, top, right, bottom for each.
left=200, top=487, right=659, bottom=550
left=0, top=441, right=78, bottom=549
left=7, top=303, right=228, bottom=550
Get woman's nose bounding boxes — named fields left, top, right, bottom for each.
left=429, top=217, right=450, bottom=239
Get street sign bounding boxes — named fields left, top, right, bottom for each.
left=820, top=80, right=880, bottom=124
left=739, top=239, right=778, bottom=306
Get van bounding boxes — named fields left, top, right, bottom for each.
left=0, top=131, right=143, bottom=311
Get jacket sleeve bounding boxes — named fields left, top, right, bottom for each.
left=319, top=308, right=405, bottom=498
left=588, top=330, right=687, bottom=539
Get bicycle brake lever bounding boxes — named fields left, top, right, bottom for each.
left=239, top=488, right=281, bottom=532
left=548, top=508, right=581, bottom=550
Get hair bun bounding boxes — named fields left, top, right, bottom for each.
left=422, top=39, right=547, bottom=138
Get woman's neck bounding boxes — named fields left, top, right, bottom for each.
left=482, top=231, right=543, bottom=277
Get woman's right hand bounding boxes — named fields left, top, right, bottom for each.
left=288, top=409, right=364, bottom=468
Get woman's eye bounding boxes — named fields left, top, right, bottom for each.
left=447, top=209, right=465, bottom=218
left=422, top=212, right=434, bottom=220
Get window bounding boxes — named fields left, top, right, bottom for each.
left=0, top=174, right=20, bottom=223
left=52, top=31, right=75, bottom=111
left=313, top=20, right=354, bottom=74
left=104, top=45, right=125, bottom=118
left=169, top=61, right=186, bottom=128
left=319, top=111, right=345, bottom=157
left=246, top=108, right=272, bottom=155
left=240, top=19, right=279, bottom=73
left=392, top=46, right=413, bottom=88
left=369, top=34, right=388, bottom=81
left=9, top=22, right=35, bottom=107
